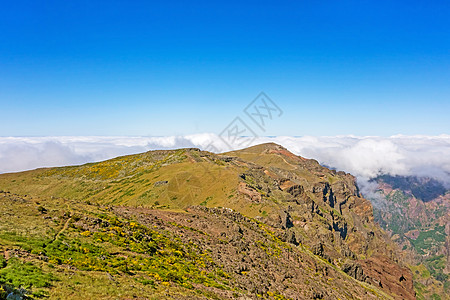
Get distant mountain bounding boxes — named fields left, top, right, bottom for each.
left=369, top=175, right=449, bottom=299
left=0, top=144, right=415, bottom=299
left=375, top=175, right=447, bottom=202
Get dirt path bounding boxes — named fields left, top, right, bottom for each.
left=52, top=217, right=72, bottom=242
left=279, top=155, right=298, bottom=169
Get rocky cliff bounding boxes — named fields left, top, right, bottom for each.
left=0, top=143, right=416, bottom=299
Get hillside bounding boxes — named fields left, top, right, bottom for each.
left=0, top=143, right=415, bottom=299
left=371, top=175, right=449, bottom=299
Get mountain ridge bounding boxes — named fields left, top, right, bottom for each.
left=0, top=143, right=416, bottom=299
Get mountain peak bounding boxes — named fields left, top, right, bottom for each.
left=234, top=142, right=287, bottom=152
left=0, top=144, right=416, bottom=299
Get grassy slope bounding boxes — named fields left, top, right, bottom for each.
left=0, top=192, right=233, bottom=299
left=0, top=149, right=260, bottom=214
left=0, top=192, right=395, bottom=300
left=0, top=145, right=411, bottom=299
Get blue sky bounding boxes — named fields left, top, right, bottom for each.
left=1, top=0, right=449, bottom=136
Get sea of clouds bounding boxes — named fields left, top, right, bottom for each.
left=1, top=134, right=450, bottom=197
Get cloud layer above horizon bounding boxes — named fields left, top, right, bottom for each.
left=1, top=135, right=450, bottom=187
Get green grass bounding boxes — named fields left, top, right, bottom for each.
left=409, top=226, right=446, bottom=255
left=423, top=255, right=448, bottom=283
left=0, top=206, right=231, bottom=298
left=0, top=257, right=56, bottom=298
left=0, top=258, right=55, bottom=289
left=0, top=145, right=437, bottom=299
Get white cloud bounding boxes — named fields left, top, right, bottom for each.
left=256, top=135, right=450, bottom=201
left=1, top=135, right=450, bottom=190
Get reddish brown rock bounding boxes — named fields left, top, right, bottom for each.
left=361, top=255, right=415, bottom=300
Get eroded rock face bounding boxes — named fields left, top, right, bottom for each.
left=116, top=205, right=402, bottom=299
left=238, top=182, right=262, bottom=203
left=361, top=256, right=415, bottom=300
left=285, top=184, right=310, bottom=203
left=0, top=143, right=418, bottom=299
left=311, top=182, right=336, bottom=208
left=342, top=261, right=367, bottom=282
left=278, top=228, right=299, bottom=245
left=227, top=143, right=416, bottom=299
